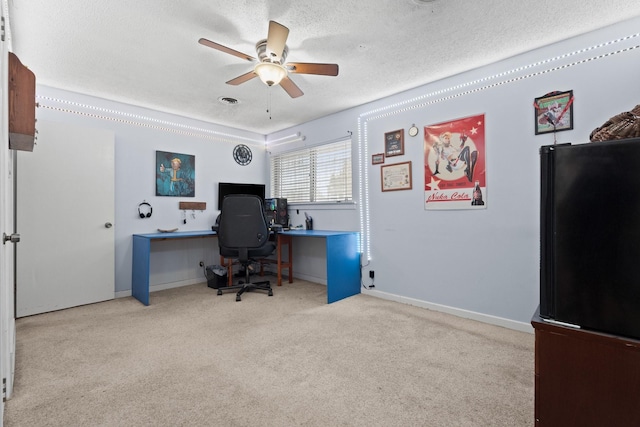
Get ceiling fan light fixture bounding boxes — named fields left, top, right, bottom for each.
left=200, top=20, right=337, bottom=98
left=254, top=62, right=287, bottom=86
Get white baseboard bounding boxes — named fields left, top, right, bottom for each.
left=115, top=290, right=131, bottom=299
left=363, top=288, right=534, bottom=334
left=115, top=278, right=204, bottom=299
left=292, top=273, right=327, bottom=286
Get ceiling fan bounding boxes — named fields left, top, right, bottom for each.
left=199, top=20, right=339, bottom=98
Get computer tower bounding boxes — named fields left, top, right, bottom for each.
left=264, top=198, right=288, bottom=227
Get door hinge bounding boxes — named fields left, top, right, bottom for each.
left=2, top=377, right=6, bottom=402
left=1, top=16, right=5, bottom=42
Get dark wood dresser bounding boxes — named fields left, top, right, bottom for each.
left=532, top=308, right=640, bottom=426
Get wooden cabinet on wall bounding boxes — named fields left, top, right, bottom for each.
left=532, top=309, right=640, bottom=426
left=8, top=52, right=36, bottom=151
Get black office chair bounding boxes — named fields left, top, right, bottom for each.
left=215, top=194, right=275, bottom=301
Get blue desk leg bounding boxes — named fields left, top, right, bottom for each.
left=325, top=234, right=361, bottom=304
left=132, top=235, right=151, bottom=305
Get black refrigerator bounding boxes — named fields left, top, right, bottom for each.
left=540, top=138, right=640, bottom=340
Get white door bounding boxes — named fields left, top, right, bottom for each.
left=16, top=120, right=115, bottom=317
left=0, top=54, right=17, bottom=407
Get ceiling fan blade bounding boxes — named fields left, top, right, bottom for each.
left=198, top=38, right=256, bottom=62
left=226, top=71, right=258, bottom=85
left=287, top=62, right=339, bottom=76
left=279, top=76, right=303, bottom=98
left=266, top=21, right=289, bottom=61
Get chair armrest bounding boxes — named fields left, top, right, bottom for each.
left=212, top=214, right=221, bottom=233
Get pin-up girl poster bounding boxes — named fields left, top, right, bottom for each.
left=156, top=150, right=195, bottom=197
left=424, top=114, right=486, bottom=210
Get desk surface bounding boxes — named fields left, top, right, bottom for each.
left=133, top=230, right=216, bottom=239
left=280, top=229, right=357, bottom=237
left=132, top=229, right=356, bottom=240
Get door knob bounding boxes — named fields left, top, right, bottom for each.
left=3, top=232, right=20, bottom=244
left=105, top=222, right=113, bottom=228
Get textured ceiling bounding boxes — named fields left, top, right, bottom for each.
left=7, top=1, right=640, bottom=135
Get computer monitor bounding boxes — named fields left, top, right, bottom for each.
left=217, top=182, right=266, bottom=210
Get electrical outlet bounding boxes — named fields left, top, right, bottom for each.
left=369, top=270, right=375, bottom=279
left=199, top=261, right=205, bottom=267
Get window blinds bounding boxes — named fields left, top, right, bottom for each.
left=270, top=138, right=352, bottom=203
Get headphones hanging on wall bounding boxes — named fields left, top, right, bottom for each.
left=138, top=201, right=153, bottom=219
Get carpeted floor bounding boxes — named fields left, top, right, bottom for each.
left=4, top=280, right=534, bottom=426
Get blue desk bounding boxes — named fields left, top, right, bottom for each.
left=131, top=229, right=360, bottom=306
left=132, top=230, right=216, bottom=305
left=279, top=230, right=361, bottom=304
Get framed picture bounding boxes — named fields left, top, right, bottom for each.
left=534, top=90, right=574, bottom=135
left=156, top=150, right=195, bottom=197
left=381, top=161, right=412, bottom=192
left=384, top=129, right=404, bottom=157
left=372, top=153, right=385, bottom=165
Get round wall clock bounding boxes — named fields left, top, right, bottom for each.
left=233, top=144, right=252, bottom=166
left=408, top=125, right=419, bottom=137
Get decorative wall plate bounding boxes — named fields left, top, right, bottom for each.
left=233, top=144, right=252, bottom=166
left=408, top=125, right=419, bottom=137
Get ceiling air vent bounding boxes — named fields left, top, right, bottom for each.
left=218, top=96, right=239, bottom=105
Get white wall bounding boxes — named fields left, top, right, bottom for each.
left=25, top=16, right=640, bottom=331
left=33, top=87, right=266, bottom=294
left=267, top=16, right=640, bottom=329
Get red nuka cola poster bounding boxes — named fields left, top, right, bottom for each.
left=424, top=114, right=486, bottom=210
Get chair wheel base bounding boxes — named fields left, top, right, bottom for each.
left=236, top=295, right=241, bottom=302
left=217, top=289, right=222, bottom=296
left=268, top=290, right=273, bottom=296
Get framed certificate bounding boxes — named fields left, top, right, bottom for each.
left=381, top=161, right=412, bottom=192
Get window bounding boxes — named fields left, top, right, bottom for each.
left=270, top=138, right=352, bottom=203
